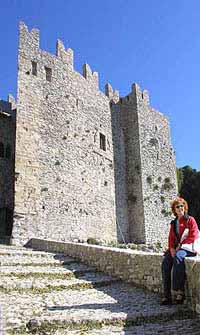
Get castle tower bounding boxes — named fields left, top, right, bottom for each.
left=110, top=84, right=177, bottom=245
left=12, top=22, right=117, bottom=245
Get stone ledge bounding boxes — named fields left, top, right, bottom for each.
left=28, top=238, right=200, bottom=313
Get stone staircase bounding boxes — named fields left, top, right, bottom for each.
left=0, top=245, right=199, bottom=335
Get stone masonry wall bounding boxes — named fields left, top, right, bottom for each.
left=12, top=22, right=117, bottom=245
left=9, top=21, right=177, bottom=246
left=0, top=99, right=16, bottom=236
left=135, top=84, right=177, bottom=245
left=116, top=85, right=146, bottom=243
left=30, top=238, right=200, bottom=314
left=114, top=84, right=177, bottom=245
left=110, top=102, right=129, bottom=243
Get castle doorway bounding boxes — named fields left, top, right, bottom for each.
left=0, top=207, right=13, bottom=238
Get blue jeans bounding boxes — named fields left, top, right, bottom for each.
left=162, top=249, right=195, bottom=298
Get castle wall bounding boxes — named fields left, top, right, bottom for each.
left=9, top=22, right=177, bottom=246
left=116, top=87, right=146, bottom=243
left=0, top=100, right=16, bottom=237
left=135, top=85, right=177, bottom=245
left=112, top=83, right=177, bottom=245
left=12, top=22, right=117, bottom=245
left=105, top=84, right=130, bottom=243
left=111, top=103, right=129, bottom=242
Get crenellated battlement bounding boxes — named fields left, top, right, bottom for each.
left=56, top=39, right=74, bottom=71
left=105, top=83, right=119, bottom=103
left=82, top=63, right=99, bottom=89
left=142, top=89, right=150, bottom=105
left=131, top=83, right=150, bottom=106
left=8, top=95, right=16, bottom=111
left=110, top=83, right=150, bottom=108
left=18, top=22, right=153, bottom=102
left=18, top=22, right=101, bottom=90
left=19, top=21, right=40, bottom=52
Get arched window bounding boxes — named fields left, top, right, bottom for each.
left=5, top=144, right=11, bottom=159
left=0, top=142, right=4, bottom=158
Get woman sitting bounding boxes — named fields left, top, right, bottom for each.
left=161, top=197, right=199, bottom=305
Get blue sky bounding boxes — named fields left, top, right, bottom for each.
left=0, top=0, right=199, bottom=170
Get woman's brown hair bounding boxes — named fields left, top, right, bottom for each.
left=171, top=197, right=188, bottom=216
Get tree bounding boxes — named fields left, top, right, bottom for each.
left=178, top=166, right=200, bottom=227
left=176, top=167, right=183, bottom=193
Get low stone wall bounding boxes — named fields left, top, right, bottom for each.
left=185, top=258, right=200, bottom=314
left=28, top=238, right=200, bottom=314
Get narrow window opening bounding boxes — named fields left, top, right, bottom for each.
left=5, top=145, right=11, bottom=159
left=32, top=61, right=37, bottom=76
left=45, top=66, right=52, bottom=82
left=100, top=133, right=106, bottom=151
left=0, top=142, right=4, bottom=158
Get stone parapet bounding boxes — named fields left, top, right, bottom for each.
left=28, top=238, right=200, bottom=314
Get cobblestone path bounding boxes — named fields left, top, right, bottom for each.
left=0, top=245, right=199, bottom=334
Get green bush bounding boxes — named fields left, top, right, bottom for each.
left=147, top=176, right=153, bottom=184
left=87, top=238, right=101, bottom=245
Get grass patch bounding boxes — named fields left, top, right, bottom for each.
left=0, top=279, right=118, bottom=295
left=0, top=252, right=10, bottom=256
left=0, top=252, right=49, bottom=258
left=0, top=261, right=79, bottom=267
left=0, top=269, right=97, bottom=280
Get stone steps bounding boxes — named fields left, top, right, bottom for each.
left=0, top=253, right=77, bottom=264
left=50, top=319, right=200, bottom=335
left=0, top=273, right=119, bottom=293
left=0, top=263, right=96, bottom=277
left=0, top=245, right=199, bottom=335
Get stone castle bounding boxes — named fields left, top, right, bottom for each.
left=0, top=22, right=177, bottom=246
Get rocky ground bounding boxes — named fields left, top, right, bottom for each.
left=0, top=244, right=199, bottom=334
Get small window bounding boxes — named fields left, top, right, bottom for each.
left=0, top=142, right=4, bottom=158
left=5, top=144, right=11, bottom=159
left=100, top=133, right=106, bottom=151
left=45, top=66, right=52, bottom=82
left=32, top=61, right=37, bottom=76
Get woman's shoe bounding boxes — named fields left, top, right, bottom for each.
left=160, top=297, right=172, bottom=305
left=174, top=291, right=185, bottom=304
